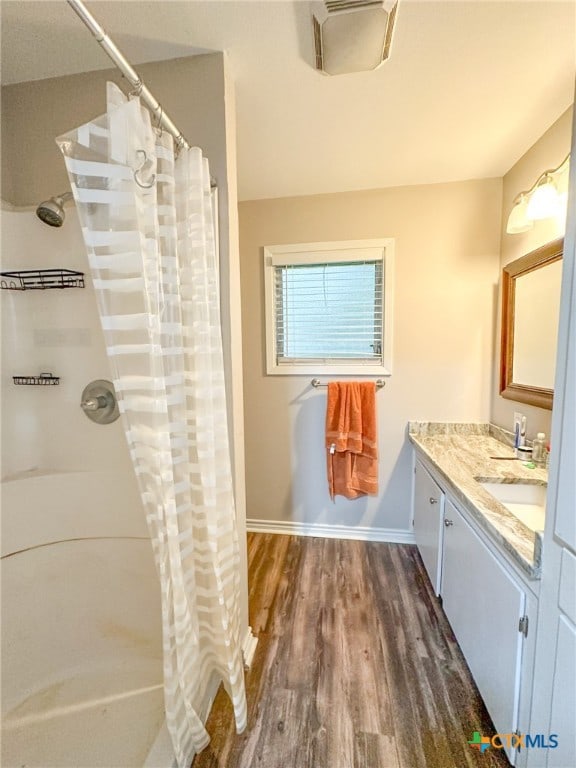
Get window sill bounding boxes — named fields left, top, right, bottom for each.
left=266, top=362, right=392, bottom=376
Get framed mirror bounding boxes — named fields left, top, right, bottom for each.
left=500, top=238, right=563, bottom=410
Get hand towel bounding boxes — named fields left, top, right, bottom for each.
left=325, top=381, right=378, bottom=500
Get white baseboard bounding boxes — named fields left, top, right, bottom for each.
left=242, top=625, right=258, bottom=668
left=246, top=518, right=415, bottom=544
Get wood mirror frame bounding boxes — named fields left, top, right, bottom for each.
left=500, top=237, right=563, bottom=410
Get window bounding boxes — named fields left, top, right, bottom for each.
left=264, top=239, right=394, bottom=375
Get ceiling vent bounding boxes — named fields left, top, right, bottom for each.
left=312, top=0, right=399, bottom=76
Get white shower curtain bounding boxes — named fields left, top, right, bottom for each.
left=57, top=83, right=247, bottom=767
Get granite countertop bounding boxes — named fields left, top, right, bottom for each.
left=408, top=422, right=547, bottom=580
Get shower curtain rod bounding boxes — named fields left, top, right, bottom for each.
left=67, top=0, right=190, bottom=151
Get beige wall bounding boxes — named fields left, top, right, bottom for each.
left=240, top=179, right=502, bottom=532
left=1, top=54, right=226, bottom=208
left=492, top=107, right=573, bottom=441
left=1, top=53, right=249, bottom=631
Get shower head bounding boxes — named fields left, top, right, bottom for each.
left=36, top=192, right=73, bottom=227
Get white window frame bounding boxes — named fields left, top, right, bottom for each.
left=264, top=238, right=394, bottom=376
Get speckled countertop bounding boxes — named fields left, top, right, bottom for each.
left=408, top=422, right=547, bottom=581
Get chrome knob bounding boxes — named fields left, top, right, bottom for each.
left=81, top=395, right=108, bottom=411
left=429, top=497, right=438, bottom=505
left=444, top=519, right=453, bottom=527
left=80, top=380, right=119, bottom=425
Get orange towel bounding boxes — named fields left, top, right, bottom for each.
left=325, top=381, right=378, bottom=500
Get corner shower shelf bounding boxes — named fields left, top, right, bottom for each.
left=13, top=373, right=60, bottom=386
left=0, top=269, right=85, bottom=291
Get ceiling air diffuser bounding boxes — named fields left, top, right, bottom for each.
left=312, top=0, right=399, bottom=75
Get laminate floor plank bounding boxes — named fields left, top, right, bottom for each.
left=266, top=535, right=303, bottom=638
left=284, top=537, right=326, bottom=690
left=247, top=532, right=292, bottom=634
left=193, top=534, right=511, bottom=768
left=355, top=732, right=400, bottom=768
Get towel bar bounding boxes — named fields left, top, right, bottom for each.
left=311, top=378, right=386, bottom=389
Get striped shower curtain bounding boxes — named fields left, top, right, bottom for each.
left=57, top=83, right=247, bottom=767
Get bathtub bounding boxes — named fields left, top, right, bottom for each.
left=1, top=471, right=171, bottom=767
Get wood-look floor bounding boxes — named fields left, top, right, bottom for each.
left=193, top=534, right=511, bottom=768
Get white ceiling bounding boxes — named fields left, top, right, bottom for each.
left=1, top=1, right=575, bottom=201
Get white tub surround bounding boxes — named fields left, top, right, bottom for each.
left=1, top=471, right=163, bottom=768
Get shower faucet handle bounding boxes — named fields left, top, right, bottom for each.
left=80, top=380, right=120, bottom=425
left=81, top=395, right=108, bottom=411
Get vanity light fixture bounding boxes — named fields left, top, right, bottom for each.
left=506, top=153, right=570, bottom=234
left=526, top=174, right=561, bottom=220
left=506, top=193, right=533, bottom=234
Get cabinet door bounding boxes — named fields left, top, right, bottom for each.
left=442, top=499, right=525, bottom=761
left=413, top=459, right=444, bottom=595
left=547, top=615, right=576, bottom=768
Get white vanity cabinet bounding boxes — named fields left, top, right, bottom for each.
left=442, top=498, right=525, bottom=763
left=413, top=459, right=444, bottom=595
left=411, top=453, right=539, bottom=767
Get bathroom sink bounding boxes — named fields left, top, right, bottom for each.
left=479, top=481, right=546, bottom=532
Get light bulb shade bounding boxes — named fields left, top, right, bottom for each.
left=526, top=177, right=560, bottom=220
left=506, top=196, right=533, bottom=234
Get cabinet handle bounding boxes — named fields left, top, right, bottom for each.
left=444, top=519, right=453, bottom=527
left=429, top=497, right=438, bottom=505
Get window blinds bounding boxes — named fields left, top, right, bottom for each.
left=274, top=260, right=383, bottom=364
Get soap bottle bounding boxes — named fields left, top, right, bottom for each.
left=532, top=433, right=547, bottom=465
